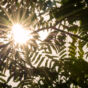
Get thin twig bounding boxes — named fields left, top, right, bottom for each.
left=32, top=26, right=88, bottom=42
left=52, top=27, right=87, bottom=41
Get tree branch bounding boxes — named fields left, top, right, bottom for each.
left=52, top=27, right=87, bottom=41
left=32, top=26, right=88, bottom=42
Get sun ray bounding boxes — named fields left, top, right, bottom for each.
left=20, top=8, right=27, bottom=23
left=16, top=8, right=23, bottom=23
left=21, top=13, right=35, bottom=27
left=0, top=7, right=14, bottom=25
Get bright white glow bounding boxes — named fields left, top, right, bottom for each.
left=12, top=24, right=31, bottom=44
left=38, top=30, right=51, bottom=41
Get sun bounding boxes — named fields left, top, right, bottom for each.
left=12, top=24, right=31, bottom=44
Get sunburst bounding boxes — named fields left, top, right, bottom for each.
left=0, top=6, right=39, bottom=48
left=0, top=4, right=50, bottom=50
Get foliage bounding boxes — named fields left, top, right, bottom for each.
left=0, top=0, right=88, bottom=88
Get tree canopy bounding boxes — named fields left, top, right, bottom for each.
left=0, top=0, right=88, bottom=88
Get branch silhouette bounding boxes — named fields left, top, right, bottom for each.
left=32, top=26, right=88, bottom=42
